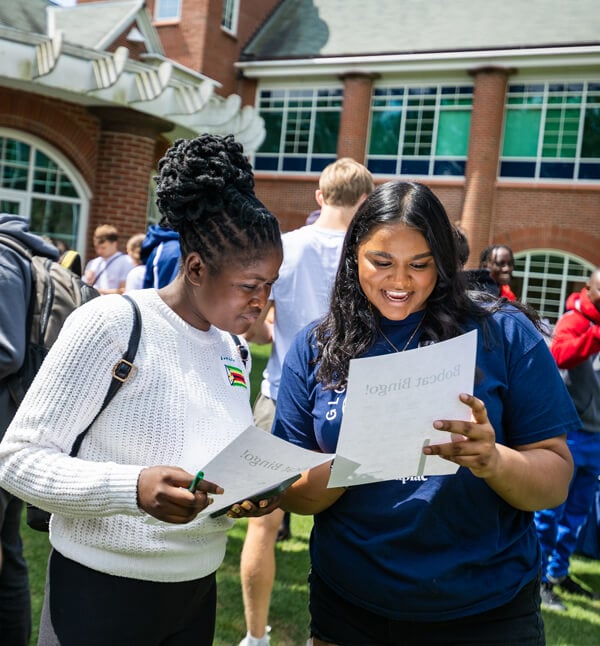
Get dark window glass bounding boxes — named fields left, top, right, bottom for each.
left=282, top=157, right=307, bottom=172
left=310, top=157, right=335, bottom=173
left=500, top=161, right=536, bottom=178
left=539, top=162, right=574, bottom=179
left=367, top=159, right=397, bottom=175
left=581, top=107, right=600, bottom=158
left=433, top=160, right=466, bottom=176
left=258, top=112, right=283, bottom=153
left=30, top=198, right=79, bottom=250
left=1, top=165, right=28, bottom=190
left=369, top=111, right=401, bottom=155
left=253, top=156, right=279, bottom=171
left=401, top=159, right=429, bottom=175
left=313, top=111, right=340, bottom=154
left=578, top=163, right=600, bottom=180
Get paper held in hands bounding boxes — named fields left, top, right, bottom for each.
left=328, top=329, right=478, bottom=488
left=196, top=425, right=334, bottom=518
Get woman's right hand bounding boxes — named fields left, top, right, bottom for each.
left=137, top=466, right=223, bottom=523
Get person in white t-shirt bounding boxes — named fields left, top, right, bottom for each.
left=124, top=232, right=147, bottom=292
left=238, top=158, right=374, bottom=646
left=83, top=224, right=135, bottom=294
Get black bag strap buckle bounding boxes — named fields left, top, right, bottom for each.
left=112, top=358, right=136, bottom=383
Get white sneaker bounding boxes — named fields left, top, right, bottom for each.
left=238, top=626, right=271, bottom=646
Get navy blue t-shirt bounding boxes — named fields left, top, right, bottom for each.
left=272, top=308, right=580, bottom=621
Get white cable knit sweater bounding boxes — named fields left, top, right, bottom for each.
left=0, top=289, right=253, bottom=582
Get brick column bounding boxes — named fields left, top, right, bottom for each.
left=337, top=72, right=379, bottom=162
left=460, top=67, right=514, bottom=266
left=87, top=107, right=172, bottom=257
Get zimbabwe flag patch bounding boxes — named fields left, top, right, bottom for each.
left=225, top=364, right=247, bottom=388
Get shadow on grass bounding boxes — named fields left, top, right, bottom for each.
left=23, top=511, right=600, bottom=646
left=215, top=517, right=312, bottom=646
left=542, top=557, right=600, bottom=646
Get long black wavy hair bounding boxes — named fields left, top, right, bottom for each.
left=314, top=181, right=539, bottom=388
left=155, top=133, right=281, bottom=273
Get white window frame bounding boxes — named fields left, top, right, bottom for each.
left=0, top=191, right=26, bottom=216
left=0, top=128, right=91, bottom=255
left=513, top=249, right=595, bottom=324
left=253, top=83, right=344, bottom=174
left=500, top=79, right=600, bottom=182
left=367, top=81, right=474, bottom=178
left=154, top=0, right=182, bottom=22
left=221, top=0, right=240, bottom=36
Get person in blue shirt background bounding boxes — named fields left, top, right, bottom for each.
left=265, top=181, right=579, bottom=645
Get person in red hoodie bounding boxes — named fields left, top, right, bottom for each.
left=479, top=244, right=517, bottom=300
left=535, top=267, right=600, bottom=611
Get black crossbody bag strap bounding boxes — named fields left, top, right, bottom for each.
left=230, top=333, right=249, bottom=367
left=69, top=295, right=141, bottom=457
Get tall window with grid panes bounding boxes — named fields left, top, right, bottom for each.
left=0, top=132, right=86, bottom=251
left=367, top=84, right=473, bottom=177
left=221, top=0, right=239, bottom=35
left=500, top=82, right=600, bottom=181
left=253, top=87, right=343, bottom=173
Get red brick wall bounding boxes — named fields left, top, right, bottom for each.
left=254, top=175, right=467, bottom=234
left=91, top=130, right=155, bottom=254
left=337, top=73, right=376, bottom=162
left=255, top=175, right=322, bottom=232
left=0, top=89, right=162, bottom=262
left=150, top=0, right=210, bottom=73
left=201, top=0, right=281, bottom=99
left=461, top=68, right=512, bottom=266
left=0, top=89, right=99, bottom=189
left=148, top=0, right=280, bottom=100
left=108, top=26, right=148, bottom=61
left=493, top=184, right=600, bottom=266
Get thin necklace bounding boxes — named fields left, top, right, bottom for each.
left=378, top=314, right=425, bottom=353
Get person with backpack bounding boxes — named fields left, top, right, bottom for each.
left=0, top=213, right=61, bottom=645
left=0, top=134, right=284, bottom=646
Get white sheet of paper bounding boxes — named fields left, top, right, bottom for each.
left=328, top=330, right=477, bottom=487
left=196, top=425, right=334, bottom=517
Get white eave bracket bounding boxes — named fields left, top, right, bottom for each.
left=33, top=31, right=63, bottom=78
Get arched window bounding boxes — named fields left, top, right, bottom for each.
left=0, top=130, right=90, bottom=254
left=513, top=250, right=594, bottom=324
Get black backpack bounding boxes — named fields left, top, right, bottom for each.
left=0, top=233, right=99, bottom=406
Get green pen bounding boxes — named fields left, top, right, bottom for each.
left=188, top=470, right=204, bottom=493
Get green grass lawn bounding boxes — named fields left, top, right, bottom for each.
left=20, top=343, right=600, bottom=644
left=19, top=518, right=600, bottom=645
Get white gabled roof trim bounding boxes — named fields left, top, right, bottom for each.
left=91, top=46, right=128, bottom=89
left=34, top=30, right=62, bottom=78
left=0, top=25, right=265, bottom=152
left=237, top=46, right=600, bottom=78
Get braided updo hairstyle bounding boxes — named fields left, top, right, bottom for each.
left=155, top=133, right=281, bottom=274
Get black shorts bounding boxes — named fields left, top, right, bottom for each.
left=308, top=569, right=545, bottom=646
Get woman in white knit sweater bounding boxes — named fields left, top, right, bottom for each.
left=0, top=134, right=283, bottom=645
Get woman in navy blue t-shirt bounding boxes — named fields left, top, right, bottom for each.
left=271, top=181, right=579, bottom=645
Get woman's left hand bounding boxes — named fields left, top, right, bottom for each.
left=422, top=392, right=573, bottom=511
left=225, top=494, right=283, bottom=519
left=423, top=393, right=500, bottom=478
